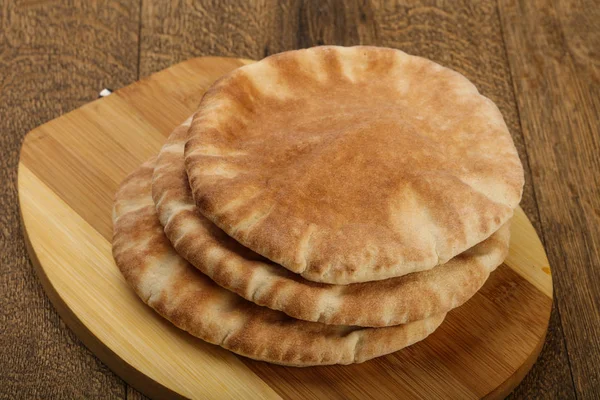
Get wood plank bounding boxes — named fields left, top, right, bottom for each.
left=498, top=0, right=600, bottom=397
left=0, top=0, right=140, bottom=398
left=139, top=1, right=302, bottom=77
left=139, top=1, right=573, bottom=397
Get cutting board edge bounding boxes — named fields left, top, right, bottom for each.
left=17, top=186, right=185, bottom=400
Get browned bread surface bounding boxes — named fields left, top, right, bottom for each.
left=184, top=46, right=524, bottom=284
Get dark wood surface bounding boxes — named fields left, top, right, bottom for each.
left=498, top=0, right=600, bottom=396
left=1, top=0, right=597, bottom=398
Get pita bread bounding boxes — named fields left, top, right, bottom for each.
left=153, top=121, right=509, bottom=327
left=185, top=45, right=524, bottom=284
left=113, top=159, right=444, bottom=366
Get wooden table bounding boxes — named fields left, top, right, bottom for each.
left=1, top=1, right=598, bottom=399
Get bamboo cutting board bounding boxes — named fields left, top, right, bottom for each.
left=18, top=56, right=553, bottom=400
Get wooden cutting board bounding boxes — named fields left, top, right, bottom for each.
left=18, top=56, right=553, bottom=400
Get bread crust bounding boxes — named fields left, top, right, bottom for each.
left=185, top=46, right=524, bottom=284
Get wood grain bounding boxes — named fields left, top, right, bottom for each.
left=499, top=0, right=600, bottom=397
left=18, top=56, right=552, bottom=400
left=139, top=1, right=301, bottom=77
left=0, top=1, right=139, bottom=398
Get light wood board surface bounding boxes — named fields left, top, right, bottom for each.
left=18, top=56, right=553, bottom=400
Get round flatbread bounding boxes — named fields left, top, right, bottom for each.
left=185, top=46, right=524, bottom=284
left=153, top=121, right=509, bottom=327
left=113, top=159, right=444, bottom=366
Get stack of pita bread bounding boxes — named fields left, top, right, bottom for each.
left=112, top=46, right=524, bottom=367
